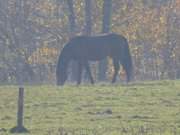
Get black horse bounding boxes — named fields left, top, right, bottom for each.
left=56, top=33, right=133, bottom=85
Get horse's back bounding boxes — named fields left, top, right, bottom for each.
left=64, top=33, right=128, bottom=60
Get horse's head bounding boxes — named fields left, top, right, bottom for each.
left=56, top=59, right=69, bottom=86
left=56, top=49, right=69, bottom=86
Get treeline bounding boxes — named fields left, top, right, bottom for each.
left=0, top=0, right=179, bottom=84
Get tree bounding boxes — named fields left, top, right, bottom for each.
left=98, top=0, right=112, bottom=81
left=83, top=0, right=93, bottom=81
left=66, top=0, right=78, bottom=82
left=67, top=0, right=76, bottom=37
left=163, top=0, right=177, bottom=79
left=84, top=0, right=92, bottom=35
left=0, top=0, right=39, bottom=84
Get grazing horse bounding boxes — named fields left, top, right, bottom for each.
left=56, top=33, right=133, bottom=85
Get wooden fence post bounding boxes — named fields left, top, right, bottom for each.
left=10, top=87, right=28, bottom=133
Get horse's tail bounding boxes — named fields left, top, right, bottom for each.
left=120, top=37, right=133, bottom=82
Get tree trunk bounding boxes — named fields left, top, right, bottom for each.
left=84, top=0, right=92, bottom=35
left=83, top=0, right=93, bottom=82
left=66, top=0, right=77, bottom=82
left=98, top=0, right=112, bottom=81
left=163, top=0, right=176, bottom=79
left=67, top=0, right=76, bottom=37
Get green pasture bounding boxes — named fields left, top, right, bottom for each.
left=0, top=80, right=180, bottom=135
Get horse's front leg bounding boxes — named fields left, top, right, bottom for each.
left=77, top=61, right=83, bottom=85
left=112, top=59, right=120, bottom=83
left=84, top=62, right=94, bottom=84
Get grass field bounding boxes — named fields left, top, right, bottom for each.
left=0, top=80, right=180, bottom=135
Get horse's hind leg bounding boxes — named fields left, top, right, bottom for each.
left=77, top=61, right=83, bottom=85
left=84, top=62, right=94, bottom=84
left=112, top=59, right=120, bottom=83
